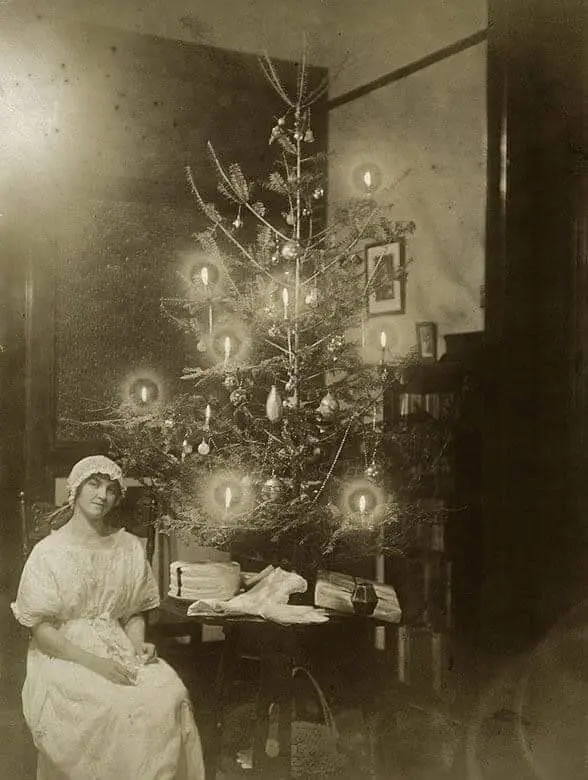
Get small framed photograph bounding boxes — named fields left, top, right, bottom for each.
left=416, top=321, right=438, bottom=361
left=365, top=241, right=406, bottom=316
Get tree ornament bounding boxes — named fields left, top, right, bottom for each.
left=304, top=287, right=319, bottom=307
left=283, top=395, right=296, bottom=409
left=280, top=240, right=300, bottom=261
left=265, top=385, right=283, bottom=422
left=365, top=461, right=382, bottom=482
left=230, top=387, right=247, bottom=406
left=312, top=187, right=324, bottom=200
left=224, top=374, right=239, bottom=390
left=197, top=439, right=210, bottom=455
left=232, top=214, right=243, bottom=229
left=302, top=207, right=311, bottom=217
left=261, top=475, right=287, bottom=502
left=285, top=374, right=296, bottom=392
left=196, top=339, right=207, bottom=353
left=285, top=212, right=295, bottom=226
left=304, top=128, right=315, bottom=143
left=318, top=390, right=339, bottom=419
left=181, top=439, right=193, bottom=460
left=277, top=116, right=286, bottom=126
left=271, top=251, right=281, bottom=265
left=164, top=418, right=175, bottom=429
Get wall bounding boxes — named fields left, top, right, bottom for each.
left=2, top=0, right=330, bottom=64
left=326, top=0, right=487, bottom=359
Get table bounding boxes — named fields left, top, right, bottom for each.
left=155, top=597, right=377, bottom=779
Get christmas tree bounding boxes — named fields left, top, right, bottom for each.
left=87, top=53, right=454, bottom=573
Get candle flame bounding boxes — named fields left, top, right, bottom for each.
left=363, top=170, right=372, bottom=190
left=282, top=287, right=289, bottom=319
left=223, top=336, right=231, bottom=360
left=379, top=330, right=387, bottom=350
left=224, top=486, right=232, bottom=510
left=200, top=266, right=209, bottom=286
left=140, top=385, right=149, bottom=404
left=205, top=404, right=211, bottom=423
left=358, top=494, right=367, bottom=513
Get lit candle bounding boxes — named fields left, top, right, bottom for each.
left=282, top=287, right=289, bottom=320
left=200, top=266, right=209, bottom=287
left=379, top=330, right=387, bottom=366
left=224, top=486, right=233, bottom=512
left=358, top=494, right=367, bottom=515
left=204, top=404, right=211, bottom=430
left=223, top=336, right=231, bottom=367
left=363, top=170, right=372, bottom=191
left=140, top=385, right=149, bottom=405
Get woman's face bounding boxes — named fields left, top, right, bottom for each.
left=75, top=473, right=121, bottom=521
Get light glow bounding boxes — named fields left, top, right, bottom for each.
left=363, top=170, right=372, bottom=190
left=140, top=385, right=149, bottom=404
left=379, top=330, right=387, bottom=350
left=282, top=287, right=289, bottom=320
left=204, top=404, right=211, bottom=429
left=200, top=266, right=209, bottom=287
left=358, top=494, right=367, bottom=514
left=224, top=486, right=232, bottom=511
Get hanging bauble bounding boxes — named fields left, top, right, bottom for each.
left=265, top=385, right=283, bottom=423
left=302, top=207, right=311, bottom=217
left=261, top=475, right=287, bottom=502
left=285, top=212, right=295, bottom=226
left=283, top=395, right=296, bottom=410
left=271, top=251, right=280, bottom=265
left=327, top=334, right=345, bottom=353
left=280, top=240, right=300, bottom=261
left=304, top=128, right=315, bottom=143
left=312, top=187, right=324, bottom=200
left=304, top=287, right=319, bottom=307
left=224, top=374, right=239, bottom=390
left=181, top=439, right=193, bottom=458
left=230, top=387, right=248, bottom=406
left=197, top=439, right=210, bottom=456
left=318, top=390, right=339, bottom=419
left=232, top=215, right=243, bottom=229
left=293, top=130, right=302, bottom=141
left=277, top=116, right=286, bottom=127
left=365, top=461, right=382, bottom=483
left=285, top=374, right=296, bottom=393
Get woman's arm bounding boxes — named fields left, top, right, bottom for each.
left=122, top=613, right=146, bottom=651
left=32, top=622, right=136, bottom=685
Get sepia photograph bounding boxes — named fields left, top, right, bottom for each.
left=0, top=1, right=585, bottom=779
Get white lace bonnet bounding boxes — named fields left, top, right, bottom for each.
left=66, top=455, right=126, bottom=506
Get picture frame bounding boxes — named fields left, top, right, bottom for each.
left=365, top=240, right=406, bottom=316
left=416, top=321, right=438, bottom=361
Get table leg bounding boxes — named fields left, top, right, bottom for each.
left=207, top=627, right=238, bottom=779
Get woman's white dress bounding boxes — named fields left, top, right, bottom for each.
left=11, top=527, right=206, bottom=780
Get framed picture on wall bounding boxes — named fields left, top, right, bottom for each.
left=365, top=241, right=406, bottom=316
left=416, top=321, right=438, bottom=361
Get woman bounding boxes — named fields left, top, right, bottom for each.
left=12, top=455, right=206, bottom=780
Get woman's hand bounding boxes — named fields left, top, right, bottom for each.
left=87, top=655, right=137, bottom=685
left=137, top=642, right=157, bottom=665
